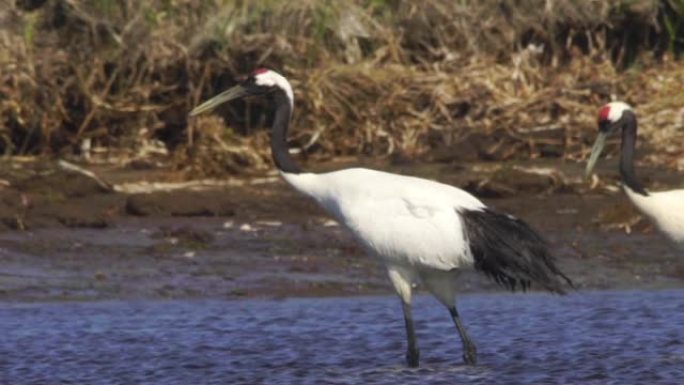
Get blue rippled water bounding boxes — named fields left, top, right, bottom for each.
left=2, top=290, right=683, bottom=384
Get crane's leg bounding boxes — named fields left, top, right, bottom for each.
left=421, top=270, right=478, bottom=365
left=449, top=306, right=477, bottom=365
left=402, top=301, right=419, bottom=367
left=387, top=266, right=419, bottom=367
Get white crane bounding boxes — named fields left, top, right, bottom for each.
left=190, top=68, right=573, bottom=367
left=585, top=101, right=684, bottom=250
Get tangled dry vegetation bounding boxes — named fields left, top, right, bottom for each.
left=0, top=0, right=683, bottom=177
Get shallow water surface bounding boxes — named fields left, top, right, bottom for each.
left=2, top=290, right=683, bottom=384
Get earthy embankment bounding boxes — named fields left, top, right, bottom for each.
left=0, top=158, right=682, bottom=302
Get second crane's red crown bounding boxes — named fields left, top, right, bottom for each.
left=598, top=105, right=611, bottom=124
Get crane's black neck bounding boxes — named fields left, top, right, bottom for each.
left=270, top=90, right=301, bottom=174
left=619, top=111, right=648, bottom=196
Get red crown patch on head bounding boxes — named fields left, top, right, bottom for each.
left=252, top=68, right=270, bottom=76
left=598, top=105, right=611, bottom=123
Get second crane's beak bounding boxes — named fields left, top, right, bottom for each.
left=189, top=85, right=249, bottom=117
left=584, top=132, right=608, bottom=178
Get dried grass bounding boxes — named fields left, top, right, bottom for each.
left=1, top=0, right=683, bottom=176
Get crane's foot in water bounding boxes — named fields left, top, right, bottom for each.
left=462, top=343, right=477, bottom=365
left=406, top=348, right=420, bottom=368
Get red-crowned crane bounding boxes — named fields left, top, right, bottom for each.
left=190, top=68, right=573, bottom=367
left=586, top=102, right=684, bottom=250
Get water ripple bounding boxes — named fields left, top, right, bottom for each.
left=2, top=290, right=683, bottom=384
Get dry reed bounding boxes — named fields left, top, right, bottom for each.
left=1, top=0, right=682, bottom=176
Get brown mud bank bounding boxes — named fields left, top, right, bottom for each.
left=0, top=158, right=682, bottom=301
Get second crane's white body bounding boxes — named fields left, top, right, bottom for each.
left=283, top=168, right=484, bottom=271
left=624, top=186, right=684, bottom=249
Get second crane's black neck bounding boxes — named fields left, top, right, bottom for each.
left=619, top=111, right=648, bottom=196
left=270, top=90, right=301, bottom=174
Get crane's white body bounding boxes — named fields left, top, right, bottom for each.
left=623, top=186, right=684, bottom=249
left=283, top=168, right=486, bottom=305
left=256, top=69, right=501, bottom=306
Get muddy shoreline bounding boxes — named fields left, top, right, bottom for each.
left=0, top=159, right=682, bottom=302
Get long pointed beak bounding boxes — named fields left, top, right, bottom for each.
left=189, top=85, right=248, bottom=117
left=584, top=131, right=608, bottom=178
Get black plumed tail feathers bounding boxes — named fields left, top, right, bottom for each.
left=460, top=208, right=574, bottom=294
